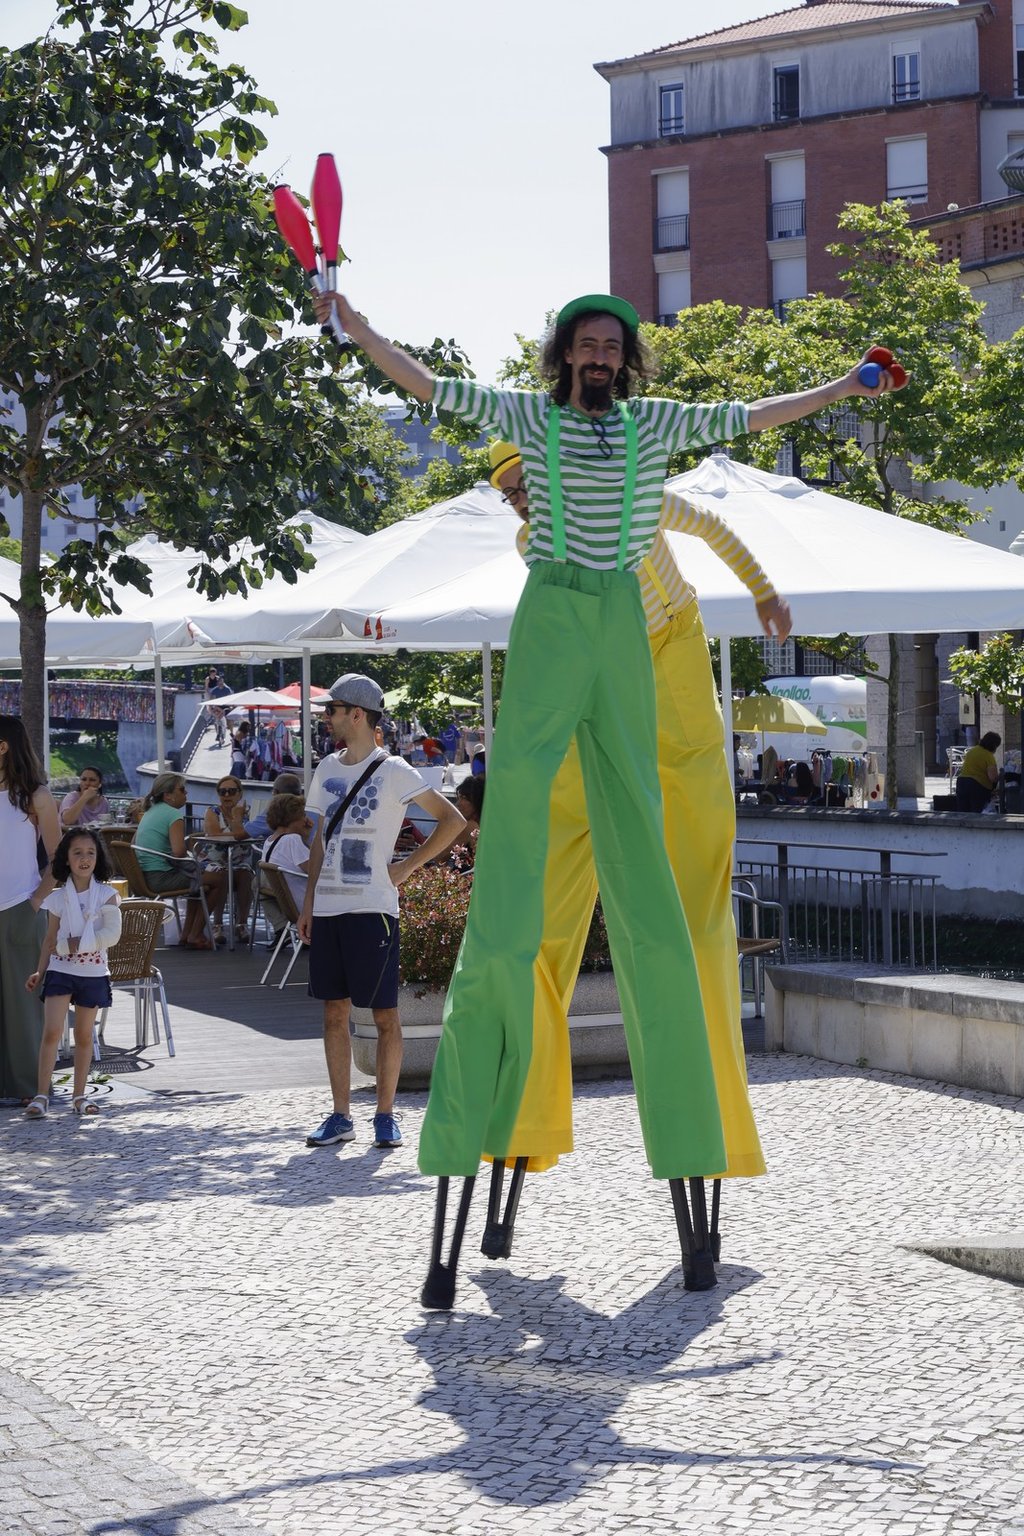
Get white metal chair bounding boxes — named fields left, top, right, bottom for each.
left=97, top=900, right=175, bottom=1056
left=732, top=875, right=788, bottom=1017
left=258, top=862, right=307, bottom=990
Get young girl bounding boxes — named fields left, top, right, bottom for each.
left=24, top=829, right=122, bottom=1118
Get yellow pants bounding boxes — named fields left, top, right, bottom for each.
left=494, top=598, right=766, bottom=1179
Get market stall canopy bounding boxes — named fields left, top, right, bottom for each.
left=208, top=686, right=318, bottom=712
left=382, top=688, right=480, bottom=712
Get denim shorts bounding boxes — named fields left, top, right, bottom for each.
left=307, top=912, right=400, bottom=1009
left=40, top=971, right=114, bottom=1009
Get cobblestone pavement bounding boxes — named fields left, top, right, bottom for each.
left=2, top=1056, right=1023, bottom=1536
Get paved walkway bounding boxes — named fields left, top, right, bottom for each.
left=2, top=952, right=1023, bottom=1536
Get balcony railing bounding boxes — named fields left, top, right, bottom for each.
left=772, top=299, right=792, bottom=321
left=886, top=183, right=927, bottom=204
left=892, top=80, right=921, bottom=104
left=657, top=313, right=680, bottom=328
left=654, top=213, right=690, bottom=252
left=768, top=199, right=806, bottom=240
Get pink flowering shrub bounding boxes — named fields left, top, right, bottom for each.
left=399, top=865, right=611, bottom=993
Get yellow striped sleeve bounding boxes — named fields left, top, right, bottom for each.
left=659, top=488, right=777, bottom=603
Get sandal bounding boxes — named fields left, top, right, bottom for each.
left=185, top=936, right=214, bottom=951
left=25, top=1094, right=48, bottom=1119
left=234, top=925, right=250, bottom=943
left=72, top=1095, right=99, bottom=1117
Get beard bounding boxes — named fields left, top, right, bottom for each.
left=578, top=365, right=615, bottom=412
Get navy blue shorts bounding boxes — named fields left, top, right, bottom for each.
left=308, top=912, right=400, bottom=1009
left=40, top=971, right=113, bottom=1010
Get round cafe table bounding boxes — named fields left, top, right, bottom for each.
left=190, top=835, right=257, bottom=951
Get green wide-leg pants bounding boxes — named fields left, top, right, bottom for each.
left=418, top=561, right=726, bottom=1179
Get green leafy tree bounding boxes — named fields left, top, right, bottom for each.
left=948, top=633, right=1024, bottom=712
left=0, top=0, right=467, bottom=752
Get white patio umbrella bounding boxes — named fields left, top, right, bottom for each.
left=0, top=554, right=155, bottom=665
left=115, top=513, right=367, bottom=649
left=163, top=486, right=518, bottom=651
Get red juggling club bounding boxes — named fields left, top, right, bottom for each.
left=272, top=182, right=347, bottom=347
left=311, top=153, right=343, bottom=293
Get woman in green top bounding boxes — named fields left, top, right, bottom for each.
left=955, top=732, right=1001, bottom=812
left=134, top=773, right=225, bottom=949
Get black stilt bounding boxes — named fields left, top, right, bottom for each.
left=669, top=1177, right=717, bottom=1292
left=481, top=1156, right=528, bottom=1259
left=710, top=1177, right=722, bottom=1262
left=421, top=1175, right=476, bottom=1310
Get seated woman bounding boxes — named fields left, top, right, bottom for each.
left=450, top=774, right=484, bottom=872
left=133, top=772, right=226, bottom=950
left=260, top=793, right=310, bottom=939
left=59, top=767, right=110, bottom=829
left=956, top=731, right=1001, bottom=812
left=202, top=775, right=255, bottom=943
left=780, top=760, right=816, bottom=805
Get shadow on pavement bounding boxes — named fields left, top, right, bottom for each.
left=86, top=1266, right=920, bottom=1534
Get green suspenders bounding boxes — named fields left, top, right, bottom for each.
left=545, top=402, right=639, bottom=572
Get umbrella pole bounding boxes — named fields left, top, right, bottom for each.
left=154, top=651, right=166, bottom=771
left=718, top=637, right=733, bottom=775
left=482, top=642, right=494, bottom=756
left=301, top=648, right=312, bottom=796
left=421, top=1175, right=477, bottom=1311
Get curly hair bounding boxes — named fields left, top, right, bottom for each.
left=52, top=827, right=113, bottom=885
left=0, top=715, right=44, bottom=813
left=266, top=793, right=306, bottom=832
left=539, top=310, right=654, bottom=406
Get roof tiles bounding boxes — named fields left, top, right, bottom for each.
left=598, top=2, right=959, bottom=67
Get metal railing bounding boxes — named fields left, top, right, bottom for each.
left=178, top=707, right=215, bottom=771
left=654, top=213, right=689, bottom=251
left=657, top=312, right=680, bottom=328
left=735, top=839, right=944, bottom=970
left=768, top=199, right=806, bottom=240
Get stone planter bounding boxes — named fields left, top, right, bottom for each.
left=351, top=969, right=626, bottom=1089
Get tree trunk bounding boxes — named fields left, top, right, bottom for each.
left=18, top=485, right=47, bottom=762
left=886, top=631, right=900, bottom=809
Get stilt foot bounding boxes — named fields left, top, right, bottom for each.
left=480, top=1156, right=528, bottom=1261
left=670, top=1176, right=718, bottom=1293
left=421, top=1174, right=476, bottom=1310
left=421, top=1263, right=458, bottom=1311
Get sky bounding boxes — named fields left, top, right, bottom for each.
left=1, top=0, right=787, bottom=383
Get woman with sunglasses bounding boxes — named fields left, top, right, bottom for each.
left=202, top=777, right=255, bottom=944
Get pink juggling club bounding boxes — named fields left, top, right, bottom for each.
left=272, top=182, right=347, bottom=346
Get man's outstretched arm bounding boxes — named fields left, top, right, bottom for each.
left=746, top=349, right=908, bottom=433
left=314, top=290, right=435, bottom=403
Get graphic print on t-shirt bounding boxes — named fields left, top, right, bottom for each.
left=307, top=751, right=427, bottom=917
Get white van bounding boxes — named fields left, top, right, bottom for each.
left=755, top=675, right=868, bottom=761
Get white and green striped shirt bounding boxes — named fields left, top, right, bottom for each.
left=433, top=378, right=748, bottom=571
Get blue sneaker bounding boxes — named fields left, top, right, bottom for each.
left=306, top=1112, right=355, bottom=1148
left=373, top=1112, right=402, bottom=1148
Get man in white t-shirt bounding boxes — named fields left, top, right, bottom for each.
left=300, top=673, right=465, bottom=1150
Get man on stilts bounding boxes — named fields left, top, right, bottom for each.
left=314, top=285, right=904, bottom=1309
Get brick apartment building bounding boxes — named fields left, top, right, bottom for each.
left=596, top=0, right=1024, bottom=325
